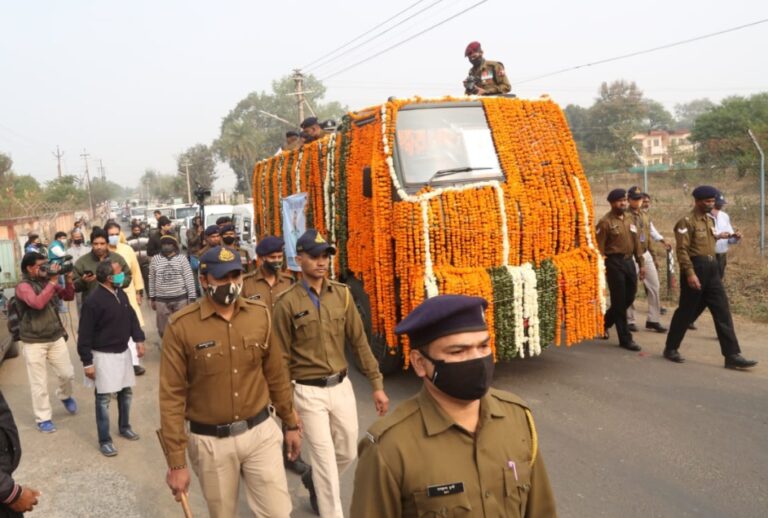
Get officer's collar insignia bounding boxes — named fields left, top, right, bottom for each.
left=314, top=233, right=326, bottom=244
left=219, top=248, right=236, bottom=262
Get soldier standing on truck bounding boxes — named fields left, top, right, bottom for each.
left=463, top=41, right=511, bottom=96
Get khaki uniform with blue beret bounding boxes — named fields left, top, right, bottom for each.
left=159, top=246, right=297, bottom=518
left=242, top=236, right=294, bottom=308
left=272, top=229, right=385, bottom=517
left=664, top=186, right=757, bottom=369
left=351, top=295, right=557, bottom=517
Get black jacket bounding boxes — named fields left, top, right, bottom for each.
left=77, top=284, right=146, bottom=367
left=0, top=391, right=22, bottom=517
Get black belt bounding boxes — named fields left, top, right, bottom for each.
left=692, top=255, right=716, bottom=262
left=189, top=407, right=270, bottom=438
left=295, top=369, right=348, bottom=388
left=607, top=253, right=632, bottom=260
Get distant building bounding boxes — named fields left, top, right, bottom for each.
left=632, top=130, right=696, bottom=166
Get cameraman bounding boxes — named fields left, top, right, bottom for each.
left=15, top=252, right=77, bottom=434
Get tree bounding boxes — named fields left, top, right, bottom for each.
left=563, top=105, right=590, bottom=144
left=214, top=73, right=347, bottom=193
left=640, top=99, right=674, bottom=132
left=177, top=143, right=216, bottom=196
left=674, top=98, right=715, bottom=130
left=0, top=152, right=12, bottom=181
left=11, top=174, right=40, bottom=197
left=44, top=175, right=86, bottom=205
left=90, top=178, right=125, bottom=205
left=690, top=93, right=768, bottom=176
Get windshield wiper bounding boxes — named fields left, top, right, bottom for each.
left=428, top=166, right=492, bottom=184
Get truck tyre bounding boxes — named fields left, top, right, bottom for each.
left=345, top=276, right=402, bottom=375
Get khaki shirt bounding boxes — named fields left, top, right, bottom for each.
left=351, top=388, right=557, bottom=518
left=272, top=280, right=384, bottom=391
left=466, top=59, right=512, bottom=95
left=595, top=211, right=644, bottom=267
left=158, top=296, right=297, bottom=468
left=627, top=209, right=650, bottom=253
left=673, top=208, right=717, bottom=278
left=241, top=267, right=294, bottom=308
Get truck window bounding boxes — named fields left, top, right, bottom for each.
left=175, top=207, right=197, bottom=220
left=395, top=105, right=503, bottom=189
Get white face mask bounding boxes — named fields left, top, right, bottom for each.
left=108, top=235, right=120, bottom=246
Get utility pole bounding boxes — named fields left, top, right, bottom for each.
left=182, top=159, right=192, bottom=204
left=293, top=69, right=305, bottom=124
left=748, top=129, right=765, bottom=256
left=81, top=149, right=95, bottom=219
left=52, top=146, right=64, bottom=178
left=98, top=159, right=106, bottom=181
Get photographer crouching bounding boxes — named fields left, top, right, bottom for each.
left=15, top=252, right=78, bottom=434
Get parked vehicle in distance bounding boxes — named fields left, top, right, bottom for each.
left=131, top=207, right=148, bottom=223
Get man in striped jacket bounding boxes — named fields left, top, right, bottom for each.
left=149, top=236, right=196, bottom=338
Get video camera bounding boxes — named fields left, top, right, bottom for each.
left=40, top=255, right=74, bottom=276
left=194, top=185, right=211, bottom=204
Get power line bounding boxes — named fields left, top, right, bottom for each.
left=307, top=0, right=447, bottom=73
left=320, top=0, right=490, bottom=81
left=516, top=17, right=768, bottom=85
left=302, top=0, right=431, bottom=70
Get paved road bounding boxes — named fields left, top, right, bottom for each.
left=2, top=300, right=765, bottom=517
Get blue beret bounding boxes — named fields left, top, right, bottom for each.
left=220, top=223, right=235, bottom=233
left=715, top=193, right=727, bottom=206
left=692, top=185, right=719, bottom=200
left=607, top=188, right=627, bottom=202
left=256, top=236, right=284, bottom=256
left=204, top=225, right=220, bottom=236
left=296, top=229, right=336, bottom=257
left=199, top=246, right=243, bottom=279
left=300, top=117, right=319, bottom=129
left=394, top=295, right=488, bottom=348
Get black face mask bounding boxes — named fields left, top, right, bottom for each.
left=421, top=351, right=494, bottom=401
left=470, top=56, right=483, bottom=67
left=205, top=282, right=242, bottom=306
left=73, top=239, right=84, bottom=246
left=161, top=244, right=175, bottom=256
left=264, top=260, right=283, bottom=272
left=222, top=236, right=236, bottom=245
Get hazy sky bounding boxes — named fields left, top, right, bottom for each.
left=1, top=0, right=766, bottom=192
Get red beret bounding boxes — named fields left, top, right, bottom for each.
left=465, top=41, right=482, bottom=57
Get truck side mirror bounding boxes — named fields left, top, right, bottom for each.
left=363, top=166, right=373, bottom=198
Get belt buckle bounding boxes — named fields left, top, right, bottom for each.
left=228, top=420, right=248, bottom=437
left=323, top=373, right=341, bottom=387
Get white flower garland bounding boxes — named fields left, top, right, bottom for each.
left=506, top=265, right=526, bottom=358
left=573, top=175, right=607, bottom=314
left=294, top=149, right=303, bottom=191
left=323, top=133, right=337, bottom=278
left=421, top=199, right=439, bottom=297
left=521, top=262, right=541, bottom=356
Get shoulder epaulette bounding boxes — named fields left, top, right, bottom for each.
left=242, top=298, right=269, bottom=310
left=168, top=301, right=200, bottom=324
left=364, top=397, right=420, bottom=444
left=489, top=388, right=530, bottom=410
left=329, top=280, right=348, bottom=289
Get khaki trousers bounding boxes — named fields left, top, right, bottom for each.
left=21, top=338, right=75, bottom=423
left=187, top=417, right=291, bottom=518
left=294, top=377, right=358, bottom=518
left=628, top=250, right=661, bottom=324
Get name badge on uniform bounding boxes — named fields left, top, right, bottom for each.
left=629, top=224, right=637, bottom=233
left=427, top=482, right=465, bottom=497
left=677, top=227, right=688, bottom=234
left=293, top=310, right=309, bottom=319
left=640, top=235, right=646, bottom=242
left=248, top=294, right=262, bottom=300
left=195, top=340, right=216, bottom=350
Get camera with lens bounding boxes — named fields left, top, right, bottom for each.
left=463, top=75, right=479, bottom=95
left=40, top=255, right=74, bottom=276
left=194, top=185, right=211, bottom=204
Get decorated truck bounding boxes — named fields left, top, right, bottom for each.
left=252, top=95, right=605, bottom=373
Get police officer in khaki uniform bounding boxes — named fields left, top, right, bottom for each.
left=242, top=236, right=294, bottom=307
left=272, top=229, right=389, bottom=518
left=663, top=186, right=758, bottom=369
left=351, top=295, right=557, bottom=517
left=221, top=223, right=253, bottom=273
left=195, top=225, right=221, bottom=258
left=463, top=41, right=512, bottom=95
left=159, top=246, right=301, bottom=518
left=596, top=188, right=646, bottom=351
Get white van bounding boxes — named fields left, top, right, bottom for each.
left=233, top=204, right=255, bottom=258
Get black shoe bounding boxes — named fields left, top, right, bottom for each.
left=133, top=365, right=146, bottom=376
left=627, top=323, right=639, bottom=332
left=600, top=324, right=610, bottom=340
left=619, top=341, right=642, bottom=351
left=645, top=321, right=668, bottom=333
left=99, top=442, right=118, bottom=457
left=663, top=349, right=685, bottom=363
left=285, top=456, right=311, bottom=475
left=302, top=469, right=319, bottom=515
left=688, top=323, right=697, bottom=330
left=724, top=354, right=758, bottom=370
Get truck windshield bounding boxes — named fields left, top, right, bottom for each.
left=175, top=207, right=197, bottom=220
left=395, top=105, right=503, bottom=188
